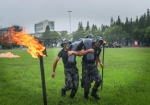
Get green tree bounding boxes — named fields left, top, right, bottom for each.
left=72, top=30, right=85, bottom=42
left=91, top=24, right=97, bottom=34
left=129, top=18, right=135, bottom=40
left=50, top=31, right=61, bottom=46
left=145, top=26, right=150, bottom=45
left=40, top=25, right=60, bottom=47
left=103, top=25, right=124, bottom=44
left=124, top=17, right=131, bottom=45
left=135, top=16, right=139, bottom=28
left=110, top=16, right=115, bottom=27
left=60, top=31, right=68, bottom=40
left=116, top=15, right=121, bottom=26
left=41, top=25, right=51, bottom=40
left=139, top=14, right=146, bottom=29
left=93, top=30, right=103, bottom=38
left=101, top=24, right=109, bottom=32
left=78, top=22, right=84, bottom=31
left=132, top=28, right=141, bottom=40
left=145, top=26, right=150, bottom=38
left=146, top=9, right=150, bottom=27
left=86, top=21, right=90, bottom=30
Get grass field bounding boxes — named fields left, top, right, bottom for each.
left=0, top=47, right=150, bottom=105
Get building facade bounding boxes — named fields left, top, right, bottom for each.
left=34, top=20, right=55, bottom=33
left=34, top=20, right=55, bottom=37
left=0, top=25, right=23, bottom=36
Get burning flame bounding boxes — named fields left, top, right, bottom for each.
left=0, top=52, right=20, bottom=58
left=103, top=40, right=106, bottom=44
left=0, top=28, right=46, bottom=58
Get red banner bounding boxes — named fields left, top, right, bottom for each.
left=134, top=40, right=138, bottom=46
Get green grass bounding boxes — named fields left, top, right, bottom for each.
left=0, top=47, right=150, bottom=105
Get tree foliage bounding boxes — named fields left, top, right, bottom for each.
left=72, top=8, right=150, bottom=46
left=40, top=25, right=60, bottom=47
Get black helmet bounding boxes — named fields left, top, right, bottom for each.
left=79, top=38, right=84, bottom=41
left=61, top=39, right=71, bottom=47
left=92, top=39, right=96, bottom=43
left=85, top=34, right=93, bottom=38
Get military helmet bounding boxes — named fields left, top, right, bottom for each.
left=84, top=34, right=93, bottom=38
left=60, top=39, right=71, bottom=47
left=96, top=36, right=103, bottom=44
left=92, top=39, right=96, bottom=43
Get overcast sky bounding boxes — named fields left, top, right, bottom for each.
left=0, top=0, right=149, bottom=33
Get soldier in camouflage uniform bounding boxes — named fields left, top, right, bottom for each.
left=79, top=34, right=103, bottom=100
left=51, top=39, right=79, bottom=98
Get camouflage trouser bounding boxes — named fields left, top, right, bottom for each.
left=81, top=62, right=102, bottom=93
left=62, top=66, right=79, bottom=95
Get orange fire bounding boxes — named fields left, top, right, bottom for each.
left=103, top=40, right=106, bottom=44
left=0, top=28, right=46, bottom=58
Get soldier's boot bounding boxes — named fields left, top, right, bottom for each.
left=80, top=79, right=84, bottom=88
left=91, top=88, right=100, bottom=100
left=84, top=92, right=89, bottom=99
left=61, top=88, right=66, bottom=97
left=69, top=90, right=76, bottom=99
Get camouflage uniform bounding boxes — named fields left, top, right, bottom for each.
left=62, top=66, right=79, bottom=98
left=58, top=48, right=79, bottom=98
left=81, top=47, right=102, bottom=99
left=81, top=62, right=102, bottom=98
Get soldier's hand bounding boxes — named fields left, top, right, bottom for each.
left=100, top=63, right=104, bottom=68
left=51, top=72, right=55, bottom=78
left=68, top=51, right=73, bottom=56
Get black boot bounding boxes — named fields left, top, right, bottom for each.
left=70, top=90, right=76, bottom=99
left=84, top=92, right=89, bottom=99
left=70, top=94, right=75, bottom=98
left=91, top=88, right=100, bottom=100
left=80, top=79, right=84, bottom=88
left=61, top=88, right=66, bottom=97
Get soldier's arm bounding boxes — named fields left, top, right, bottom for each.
left=68, top=51, right=79, bottom=56
left=97, top=56, right=103, bottom=67
left=78, top=48, right=94, bottom=56
left=52, top=56, right=60, bottom=78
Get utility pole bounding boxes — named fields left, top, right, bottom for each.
left=68, top=11, right=72, bottom=34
